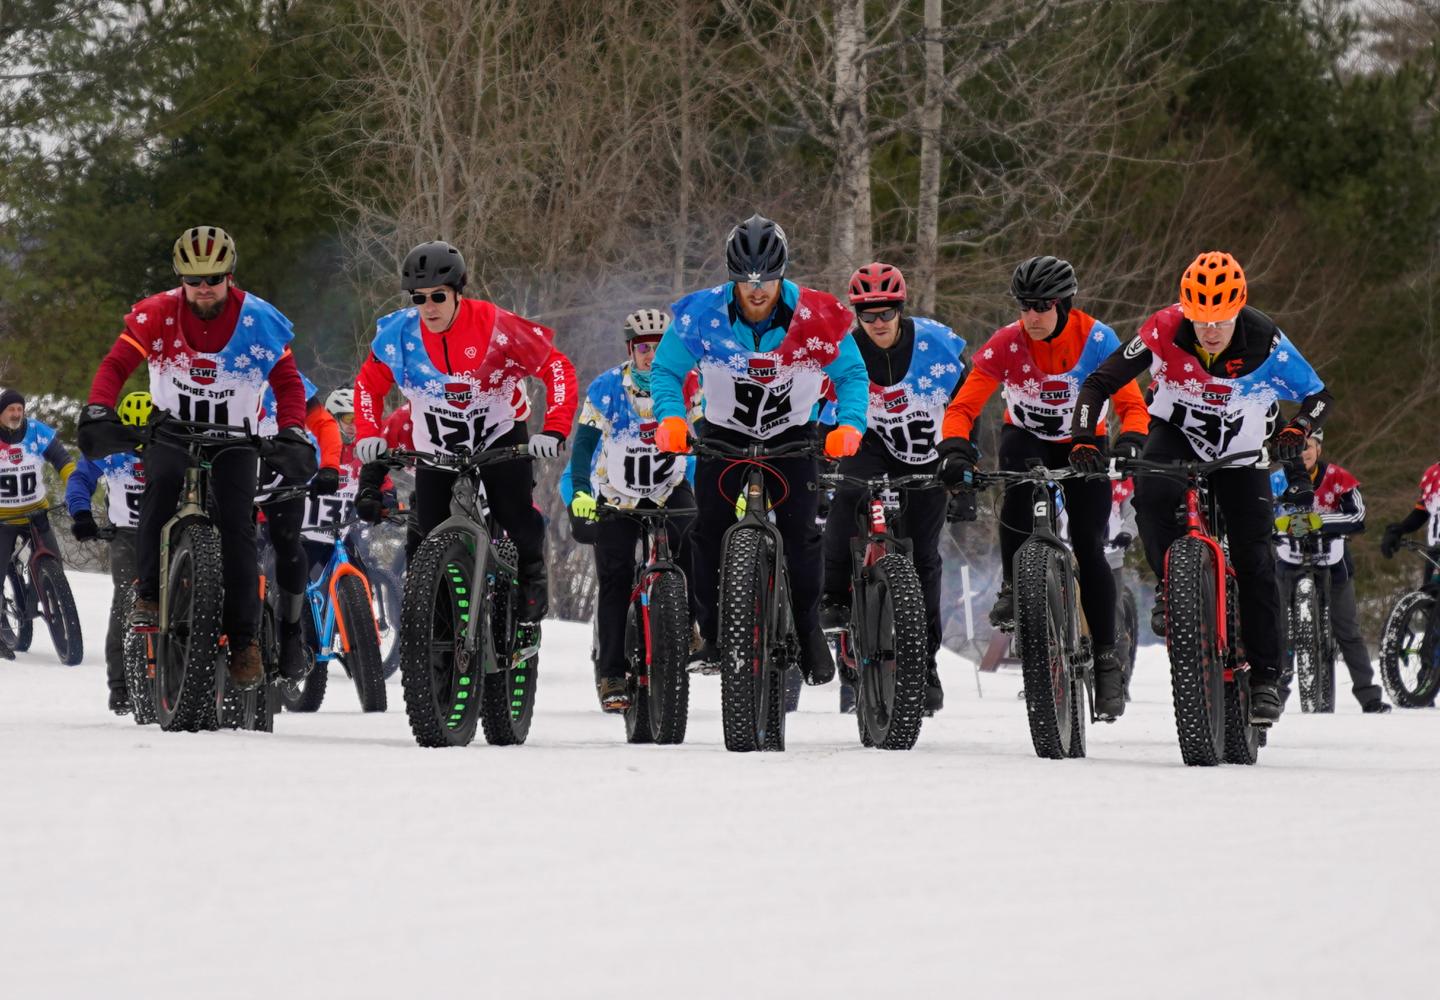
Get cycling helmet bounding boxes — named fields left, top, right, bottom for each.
left=1010, top=255, right=1078, bottom=302
left=401, top=240, right=467, bottom=291
left=848, top=262, right=907, bottom=306
left=623, top=308, right=670, bottom=342
left=1179, top=250, right=1247, bottom=323
left=173, top=226, right=237, bottom=276
left=118, top=391, right=153, bottom=427
left=725, top=214, right=788, bottom=284
left=324, top=388, right=354, bottom=417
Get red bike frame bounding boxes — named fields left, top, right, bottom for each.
left=1164, top=483, right=1238, bottom=677
left=8, top=513, right=65, bottom=623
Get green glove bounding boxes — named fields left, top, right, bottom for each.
left=571, top=491, right=597, bottom=521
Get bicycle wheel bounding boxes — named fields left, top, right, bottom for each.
left=399, top=530, right=483, bottom=747
left=121, top=587, right=157, bottom=725
left=281, top=609, right=327, bottom=712
left=2, top=562, right=33, bottom=652
left=372, top=570, right=402, bottom=679
left=625, top=570, right=690, bottom=745
left=155, top=523, right=224, bottom=733
left=1379, top=590, right=1440, bottom=707
left=1119, top=586, right=1139, bottom=699
left=480, top=538, right=539, bottom=746
left=1292, top=576, right=1329, bottom=713
left=1223, top=674, right=1261, bottom=764
left=337, top=574, right=387, bottom=712
left=1014, top=540, right=1079, bottom=760
left=623, top=599, right=654, bottom=745
left=1165, top=537, right=1225, bottom=766
left=854, top=553, right=928, bottom=751
left=34, top=556, right=83, bottom=666
left=719, top=528, right=783, bottom=752
left=1316, top=592, right=1337, bottom=713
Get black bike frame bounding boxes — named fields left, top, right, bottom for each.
left=3, top=507, right=66, bottom=624
left=598, top=503, right=696, bottom=673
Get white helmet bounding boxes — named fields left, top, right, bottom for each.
left=623, top=308, right=670, bottom=342
left=325, top=388, right=354, bottom=417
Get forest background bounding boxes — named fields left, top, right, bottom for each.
left=3, top=0, right=1438, bottom=635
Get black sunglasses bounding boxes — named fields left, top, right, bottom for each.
left=409, top=291, right=450, bottom=305
left=857, top=307, right=899, bottom=324
left=1017, top=297, right=1057, bottom=313
left=181, top=274, right=227, bottom=287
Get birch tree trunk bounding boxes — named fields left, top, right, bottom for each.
left=915, top=0, right=944, bottom=314
left=828, top=0, right=872, bottom=281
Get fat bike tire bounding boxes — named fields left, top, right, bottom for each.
left=337, top=574, right=387, bottom=713
left=1293, top=578, right=1329, bottom=714
left=1, top=563, right=33, bottom=652
left=36, top=556, right=83, bottom=665
left=1165, top=538, right=1226, bottom=766
left=121, top=587, right=158, bottom=725
left=399, top=530, right=482, bottom=747
left=1223, top=674, right=1261, bottom=765
left=480, top=538, right=539, bottom=746
left=1014, top=541, right=1078, bottom=760
left=1379, top=590, right=1440, bottom=707
left=719, top=528, right=780, bottom=752
left=624, top=570, right=690, bottom=745
left=855, top=554, right=928, bottom=751
left=155, top=523, right=225, bottom=733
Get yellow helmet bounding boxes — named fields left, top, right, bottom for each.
left=118, top=391, right=154, bottom=427
left=172, top=226, right=237, bottom=277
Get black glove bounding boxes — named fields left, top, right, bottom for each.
left=1274, top=422, right=1308, bottom=462
left=568, top=511, right=599, bottom=545
left=1068, top=435, right=1106, bottom=475
left=355, top=486, right=386, bottom=524
left=1381, top=523, right=1406, bottom=559
left=1280, top=481, right=1315, bottom=510
left=76, top=403, right=136, bottom=460
left=1111, top=531, right=1133, bottom=551
left=263, top=426, right=319, bottom=482
left=1113, top=431, right=1146, bottom=462
left=937, top=437, right=979, bottom=488
left=312, top=466, right=341, bottom=495
left=71, top=510, right=99, bottom=541
left=946, top=490, right=978, bottom=523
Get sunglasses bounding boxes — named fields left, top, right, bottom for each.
left=630, top=341, right=657, bottom=355
left=409, top=291, right=450, bottom=305
left=1017, top=298, right=1057, bottom=313
left=182, top=275, right=227, bottom=287
left=857, top=308, right=899, bottom=324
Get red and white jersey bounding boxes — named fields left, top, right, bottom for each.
left=1421, top=463, right=1440, bottom=548
left=124, top=288, right=293, bottom=429
left=1274, top=462, right=1361, bottom=566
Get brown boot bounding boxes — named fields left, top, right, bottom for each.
left=597, top=677, right=629, bottom=713
left=228, top=639, right=264, bottom=690
left=129, top=596, right=160, bottom=632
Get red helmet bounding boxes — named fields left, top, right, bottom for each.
left=848, top=262, right=907, bottom=306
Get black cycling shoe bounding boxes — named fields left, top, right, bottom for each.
left=108, top=686, right=132, bottom=716
left=1093, top=647, right=1125, bottom=721
left=1249, top=680, right=1283, bottom=725
left=277, top=622, right=310, bottom=684
left=799, top=628, right=835, bottom=685
left=517, top=561, right=549, bottom=623
left=1361, top=699, right=1393, bottom=714
left=1150, top=587, right=1167, bottom=637
left=819, top=595, right=850, bottom=632
left=924, top=663, right=944, bottom=716
left=989, top=583, right=1014, bottom=629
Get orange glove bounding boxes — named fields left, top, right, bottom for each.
left=825, top=424, right=862, bottom=458
left=654, top=416, right=691, bottom=454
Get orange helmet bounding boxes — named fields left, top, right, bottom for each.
left=1179, top=251, right=1247, bottom=323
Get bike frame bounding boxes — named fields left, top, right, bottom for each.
left=306, top=526, right=377, bottom=661
left=3, top=509, right=65, bottom=624
left=601, top=504, right=694, bottom=680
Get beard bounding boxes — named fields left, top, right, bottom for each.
left=187, top=297, right=225, bottom=321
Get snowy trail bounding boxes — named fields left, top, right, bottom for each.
left=2, top=571, right=1436, bottom=999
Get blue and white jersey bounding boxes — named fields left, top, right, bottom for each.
left=96, top=453, right=146, bottom=529
left=866, top=317, right=966, bottom=464
left=578, top=364, right=699, bottom=505
left=0, top=420, right=58, bottom=510
left=655, top=281, right=862, bottom=438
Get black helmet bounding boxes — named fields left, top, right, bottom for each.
left=1010, top=255, right=1078, bottom=302
left=725, top=214, right=788, bottom=283
left=401, top=240, right=467, bottom=292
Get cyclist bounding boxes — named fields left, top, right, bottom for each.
left=77, top=226, right=316, bottom=688
left=302, top=388, right=393, bottom=572
left=650, top=214, right=869, bottom=685
left=1270, top=430, right=1389, bottom=712
left=0, top=388, right=78, bottom=662
left=568, top=308, right=702, bottom=712
left=256, top=373, right=344, bottom=682
left=1380, top=462, right=1440, bottom=559
left=937, top=256, right=1149, bottom=721
left=65, top=391, right=152, bottom=710
left=820, top=263, right=966, bottom=714
left=351, top=240, right=577, bottom=621
left=1072, top=250, right=1333, bottom=725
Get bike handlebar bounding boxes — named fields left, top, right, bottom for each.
left=594, top=503, right=698, bottom=523
left=380, top=444, right=533, bottom=472
left=1114, top=448, right=1269, bottom=479
left=690, top=438, right=821, bottom=461
left=817, top=471, right=943, bottom=492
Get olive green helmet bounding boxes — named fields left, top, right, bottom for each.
left=173, top=226, right=237, bottom=277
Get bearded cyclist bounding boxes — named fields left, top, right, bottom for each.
left=77, top=226, right=315, bottom=688
left=1073, top=251, right=1333, bottom=726
left=819, top=263, right=967, bottom=714
left=569, top=308, right=702, bottom=711
left=650, top=214, right=869, bottom=685
left=937, top=256, right=1149, bottom=721
left=65, top=391, right=152, bottom=709
left=0, top=388, right=78, bottom=661
left=351, top=240, right=577, bottom=621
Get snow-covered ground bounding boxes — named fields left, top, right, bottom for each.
left=2, top=571, right=1436, bottom=999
